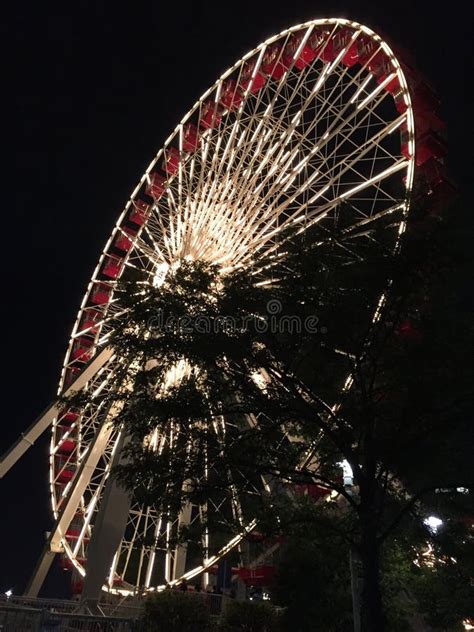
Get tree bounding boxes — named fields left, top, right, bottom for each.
left=413, top=511, right=474, bottom=630
left=271, top=521, right=419, bottom=632
left=67, top=196, right=473, bottom=630
left=140, top=591, right=211, bottom=632
left=271, top=512, right=353, bottom=631
left=272, top=502, right=473, bottom=631
left=220, top=600, right=281, bottom=632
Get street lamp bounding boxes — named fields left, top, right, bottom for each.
left=424, top=515, right=443, bottom=534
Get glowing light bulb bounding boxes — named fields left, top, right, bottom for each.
left=424, top=515, right=443, bottom=534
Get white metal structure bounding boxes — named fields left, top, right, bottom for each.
left=4, top=17, right=444, bottom=598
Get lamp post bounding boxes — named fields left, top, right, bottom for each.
left=341, top=460, right=361, bottom=632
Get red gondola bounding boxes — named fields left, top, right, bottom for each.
left=416, top=132, right=447, bottom=166
left=103, top=255, right=124, bottom=280
left=412, top=82, right=440, bottom=113
left=57, top=468, right=75, bottom=484
left=79, top=309, right=101, bottom=334
left=64, top=366, right=81, bottom=387
left=199, top=101, right=222, bottom=129
left=162, top=147, right=181, bottom=176
left=91, top=283, right=111, bottom=305
left=237, top=565, right=276, bottom=586
left=71, top=337, right=94, bottom=362
left=57, top=438, right=76, bottom=454
left=295, top=483, right=328, bottom=500
left=333, top=27, right=359, bottom=67
left=241, top=60, right=267, bottom=94
left=397, top=319, right=422, bottom=341
left=418, top=157, right=447, bottom=189
left=145, top=173, right=167, bottom=200
left=284, top=33, right=316, bottom=70
left=114, top=226, right=137, bottom=252
left=129, top=199, right=151, bottom=225
left=59, top=409, right=79, bottom=425
left=220, top=79, right=244, bottom=110
left=262, top=44, right=288, bottom=80
left=357, top=36, right=378, bottom=67
left=318, top=35, right=337, bottom=63
left=183, top=123, right=200, bottom=152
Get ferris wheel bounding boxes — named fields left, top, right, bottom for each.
left=1, top=17, right=451, bottom=600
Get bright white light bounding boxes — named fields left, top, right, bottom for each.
left=5, top=590, right=12, bottom=598
left=250, top=369, right=269, bottom=391
left=340, top=459, right=354, bottom=486
left=424, top=515, right=443, bottom=534
left=350, top=74, right=372, bottom=104
left=153, top=262, right=170, bottom=288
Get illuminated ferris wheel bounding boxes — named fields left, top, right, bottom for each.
left=1, top=18, right=450, bottom=599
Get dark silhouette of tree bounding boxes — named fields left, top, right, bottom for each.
left=67, top=195, right=473, bottom=630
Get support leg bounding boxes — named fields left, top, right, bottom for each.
left=80, top=435, right=131, bottom=606
left=24, top=548, right=56, bottom=598
left=24, top=421, right=115, bottom=596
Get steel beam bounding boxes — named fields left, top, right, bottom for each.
left=0, top=347, right=114, bottom=479
left=24, top=419, right=116, bottom=596
left=80, top=434, right=131, bottom=605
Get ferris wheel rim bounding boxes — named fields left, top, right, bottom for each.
left=61, top=17, right=415, bottom=354
left=58, top=16, right=415, bottom=390
left=49, top=16, right=423, bottom=596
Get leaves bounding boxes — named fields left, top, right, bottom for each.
left=64, top=199, right=473, bottom=625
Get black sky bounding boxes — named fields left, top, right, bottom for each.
left=1, top=0, right=472, bottom=597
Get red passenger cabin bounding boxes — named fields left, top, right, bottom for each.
left=64, top=366, right=81, bottom=388
left=220, top=79, right=244, bottom=110
left=57, top=436, right=77, bottom=454
left=199, top=101, right=222, bottom=129
left=145, top=173, right=167, bottom=201
left=103, top=255, right=124, bottom=280
left=356, top=36, right=379, bottom=67
left=91, top=283, right=111, bottom=305
left=397, top=319, right=422, bottom=342
left=59, top=409, right=79, bottom=425
left=284, top=33, right=316, bottom=70
left=416, top=132, right=447, bottom=166
left=262, top=44, right=288, bottom=80
left=57, top=468, right=75, bottom=484
left=183, top=123, right=200, bottom=152
left=241, top=60, right=267, bottom=94
left=318, top=33, right=337, bottom=63
left=71, top=337, right=94, bottom=362
left=114, top=226, right=137, bottom=252
left=294, top=483, right=329, bottom=501
left=237, top=565, right=276, bottom=586
left=79, top=309, right=102, bottom=334
left=333, top=27, right=359, bottom=67
left=162, top=147, right=181, bottom=176
left=129, top=199, right=151, bottom=225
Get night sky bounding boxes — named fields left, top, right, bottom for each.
left=1, top=0, right=472, bottom=597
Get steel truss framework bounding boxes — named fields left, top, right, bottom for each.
left=2, top=16, right=450, bottom=599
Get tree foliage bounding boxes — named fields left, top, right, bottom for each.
left=66, top=197, right=474, bottom=629
left=140, top=591, right=211, bottom=632
left=220, top=600, right=282, bottom=632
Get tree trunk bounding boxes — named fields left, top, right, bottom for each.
left=359, top=508, right=385, bottom=631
